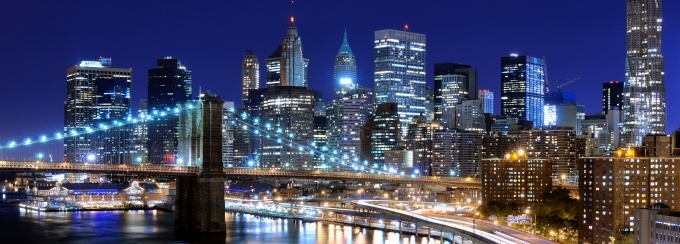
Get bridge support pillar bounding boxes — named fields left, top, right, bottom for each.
left=174, top=96, right=226, bottom=234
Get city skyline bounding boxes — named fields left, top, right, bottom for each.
left=1, top=0, right=680, bottom=144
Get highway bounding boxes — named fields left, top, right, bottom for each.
left=422, top=212, right=553, bottom=244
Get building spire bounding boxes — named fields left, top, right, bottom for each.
left=337, top=29, right=354, bottom=56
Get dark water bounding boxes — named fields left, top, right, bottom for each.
left=0, top=203, right=433, bottom=243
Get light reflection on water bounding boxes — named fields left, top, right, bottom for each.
left=0, top=204, right=442, bottom=243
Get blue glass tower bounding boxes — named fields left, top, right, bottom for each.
left=500, top=54, right=545, bottom=128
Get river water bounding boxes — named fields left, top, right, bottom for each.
left=0, top=203, right=437, bottom=243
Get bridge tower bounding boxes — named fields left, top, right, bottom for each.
left=175, top=94, right=226, bottom=233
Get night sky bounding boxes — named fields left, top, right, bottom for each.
left=1, top=0, right=679, bottom=144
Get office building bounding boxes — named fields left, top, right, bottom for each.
left=623, top=0, right=666, bottom=146
left=133, top=99, right=149, bottom=164
left=147, top=57, right=192, bottom=164
left=326, top=87, right=373, bottom=169
left=374, top=29, right=426, bottom=135
left=368, top=103, right=401, bottom=165
left=479, top=90, right=493, bottom=114
left=578, top=154, right=680, bottom=243
left=434, top=63, right=478, bottom=121
left=481, top=157, right=552, bottom=208
left=265, top=46, right=282, bottom=87
left=313, top=116, right=328, bottom=166
left=634, top=204, right=680, bottom=244
left=334, top=30, right=357, bottom=97
left=241, top=49, right=260, bottom=105
left=554, top=105, right=586, bottom=135
left=280, top=17, right=308, bottom=87
left=442, top=100, right=485, bottom=133
left=222, top=101, right=235, bottom=167
left=404, top=116, right=437, bottom=175
left=261, top=86, right=315, bottom=169
left=501, top=54, right=545, bottom=127
left=602, top=81, right=623, bottom=115
left=384, top=149, right=413, bottom=172
left=64, top=57, right=132, bottom=164
left=643, top=134, right=671, bottom=157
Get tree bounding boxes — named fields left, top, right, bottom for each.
left=478, top=201, right=521, bottom=219
left=533, top=187, right=578, bottom=242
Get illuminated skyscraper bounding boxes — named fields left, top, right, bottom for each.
left=374, top=29, right=426, bottom=134
left=334, top=30, right=357, bottom=97
left=241, top=49, right=259, bottom=105
left=265, top=46, right=282, bottom=87
left=133, top=99, right=149, bottom=164
left=261, top=86, right=315, bottom=169
left=280, top=17, right=308, bottom=87
left=623, top=0, right=665, bottom=146
left=368, top=103, right=401, bottom=165
left=64, top=57, right=132, bottom=164
left=500, top=54, right=545, bottom=127
left=434, top=63, right=478, bottom=121
left=478, top=90, right=494, bottom=114
left=147, top=57, right=192, bottom=164
left=602, top=81, right=623, bottom=115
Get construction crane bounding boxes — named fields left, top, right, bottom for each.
left=555, top=77, right=581, bottom=91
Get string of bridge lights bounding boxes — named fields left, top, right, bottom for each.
left=0, top=102, right=413, bottom=177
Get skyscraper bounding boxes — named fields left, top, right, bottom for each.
left=334, top=30, right=357, bottom=96
left=326, top=87, right=373, bottom=170
left=374, top=29, right=426, bottom=134
left=64, top=57, right=132, bottom=164
left=501, top=54, right=545, bottom=127
left=147, top=57, right=192, bottom=164
left=265, top=46, right=282, bottom=87
left=623, top=0, right=665, bottom=146
left=434, top=63, right=478, bottom=121
left=241, top=49, right=259, bottom=105
left=260, top=86, right=315, bottom=169
left=280, top=17, right=308, bottom=87
left=602, top=81, right=623, bottom=115
left=478, top=90, right=494, bottom=114
left=369, top=103, right=401, bottom=165
left=133, top=99, right=149, bottom=164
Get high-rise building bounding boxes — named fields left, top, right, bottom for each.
left=482, top=157, right=552, bottom=208
left=478, top=90, right=494, bottom=114
left=265, top=46, right=282, bottom=87
left=133, top=99, right=149, bottom=164
left=326, top=87, right=373, bottom=170
left=222, top=101, right=235, bottom=167
left=334, top=30, right=357, bottom=97
left=374, top=29, right=426, bottom=134
left=147, top=57, right=192, bottom=164
left=442, top=100, right=485, bottom=133
left=241, top=49, right=260, bottom=105
left=501, top=54, right=545, bottom=128
left=404, top=115, right=437, bottom=175
left=369, top=103, right=401, bottom=165
left=434, top=63, right=478, bottom=121
left=313, top=91, right=326, bottom=117
left=280, top=17, right=308, bottom=87
left=579, top=154, right=680, bottom=243
left=623, top=0, right=666, bottom=146
left=261, top=86, right=315, bottom=169
left=313, top=116, right=328, bottom=166
left=432, top=130, right=483, bottom=177
left=520, top=128, right=585, bottom=180
left=64, top=57, right=132, bottom=164
left=602, top=81, right=623, bottom=115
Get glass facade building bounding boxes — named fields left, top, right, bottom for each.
left=433, top=63, right=478, bottom=121
left=623, top=0, right=665, bottom=146
left=241, top=49, right=259, bottom=105
left=147, top=57, right=192, bottom=164
left=64, top=57, right=132, bottom=164
left=374, top=29, right=426, bottom=134
left=602, top=81, right=623, bottom=115
left=500, top=54, right=545, bottom=128
left=478, top=89, right=494, bottom=114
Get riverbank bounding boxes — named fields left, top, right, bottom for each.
left=19, top=202, right=172, bottom=212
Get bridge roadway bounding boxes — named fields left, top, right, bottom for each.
left=353, top=200, right=528, bottom=244
left=0, top=161, right=481, bottom=187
